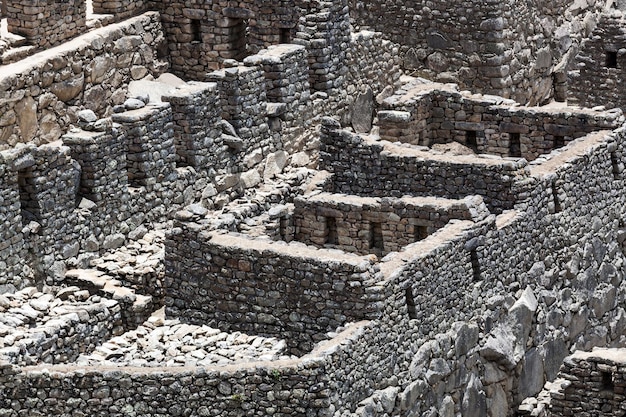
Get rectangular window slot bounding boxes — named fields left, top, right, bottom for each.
left=369, top=222, right=384, bottom=250
left=406, top=287, right=417, bottom=319
left=466, top=130, right=478, bottom=152
left=602, top=371, right=615, bottom=391
left=414, top=225, right=428, bottom=241
left=509, top=133, right=521, bottom=157
left=279, top=217, right=288, bottom=241
left=606, top=51, right=618, bottom=68
left=18, top=168, right=39, bottom=224
left=191, top=19, right=202, bottom=43
left=611, top=152, right=621, bottom=180
left=554, top=136, right=565, bottom=149
left=470, top=249, right=480, bottom=281
left=552, top=182, right=562, bottom=213
left=325, top=217, right=338, bottom=245
left=280, top=28, right=291, bottom=43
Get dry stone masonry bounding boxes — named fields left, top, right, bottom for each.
left=3, top=0, right=626, bottom=416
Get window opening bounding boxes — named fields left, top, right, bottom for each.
left=279, top=28, right=291, bottom=44
left=18, top=168, right=39, bottom=224
left=369, top=222, right=384, bottom=250
left=602, top=371, right=615, bottom=391
left=325, top=217, right=338, bottom=245
left=552, top=182, right=562, bottom=213
left=466, top=130, right=478, bottom=152
left=554, top=136, right=565, bottom=149
left=470, top=249, right=480, bottom=281
left=414, top=225, right=428, bottom=241
left=509, top=133, right=521, bottom=157
left=191, top=19, right=202, bottom=43
left=406, top=287, right=417, bottom=319
left=611, top=152, right=621, bottom=180
left=606, top=51, right=618, bottom=68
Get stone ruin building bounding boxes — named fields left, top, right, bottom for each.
left=3, top=0, right=626, bottom=416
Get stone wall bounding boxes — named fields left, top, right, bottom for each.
left=385, top=128, right=626, bottom=415
left=523, top=349, right=626, bottom=416
left=319, top=117, right=531, bottom=214
left=347, top=0, right=601, bottom=105
left=15, top=143, right=80, bottom=283
left=0, top=286, right=124, bottom=366
left=164, top=228, right=383, bottom=355
left=0, top=12, right=167, bottom=149
left=379, top=83, right=624, bottom=161
left=159, top=0, right=302, bottom=79
left=0, top=148, right=28, bottom=290
left=92, top=0, right=148, bottom=21
left=243, top=44, right=312, bottom=152
left=162, top=82, right=223, bottom=170
left=0, top=322, right=388, bottom=417
left=568, top=12, right=626, bottom=111
left=207, top=65, right=275, bottom=170
left=6, top=0, right=86, bottom=49
left=112, top=103, right=176, bottom=187
left=294, top=0, right=351, bottom=94
left=291, top=193, right=489, bottom=257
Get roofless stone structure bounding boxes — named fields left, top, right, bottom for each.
left=2, top=0, right=626, bottom=416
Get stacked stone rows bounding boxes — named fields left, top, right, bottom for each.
left=23, top=144, right=80, bottom=282
left=92, top=0, right=147, bottom=21
left=378, top=82, right=433, bottom=146
left=379, top=84, right=625, bottom=161
left=6, top=0, right=86, bottom=48
left=547, top=351, right=626, bottom=416
left=0, top=359, right=330, bottom=417
left=319, top=117, right=529, bottom=214
left=345, top=30, right=402, bottom=107
left=0, top=13, right=165, bottom=149
left=164, top=229, right=383, bottom=355
left=295, top=0, right=351, bottom=93
left=207, top=65, right=277, bottom=172
left=244, top=44, right=311, bottom=128
left=568, top=13, right=626, bottom=111
left=345, top=0, right=572, bottom=105
left=0, top=286, right=123, bottom=366
left=62, top=128, right=130, bottom=241
left=0, top=149, right=27, bottom=289
left=112, top=103, right=176, bottom=188
left=162, top=82, right=223, bottom=170
left=247, top=0, right=300, bottom=54
left=292, top=193, right=484, bottom=256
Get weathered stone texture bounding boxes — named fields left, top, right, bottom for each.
left=319, top=117, right=531, bottom=214
left=379, top=82, right=624, bottom=161
left=164, top=229, right=383, bottom=355
left=291, top=193, right=488, bottom=257
left=0, top=12, right=167, bottom=150
left=568, top=12, right=626, bottom=111
left=348, top=0, right=602, bottom=105
left=6, top=0, right=86, bottom=49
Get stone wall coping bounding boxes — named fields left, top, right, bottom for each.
left=378, top=219, right=480, bottom=277
left=527, top=130, right=613, bottom=177
left=570, top=348, right=626, bottom=364
left=62, top=129, right=109, bottom=144
left=301, top=192, right=481, bottom=210
left=162, top=81, right=218, bottom=99
left=111, top=102, right=171, bottom=123
left=202, top=231, right=377, bottom=266
left=364, top=134, right=527, bottom=169
left=0, top=12, right=160, bottom=89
